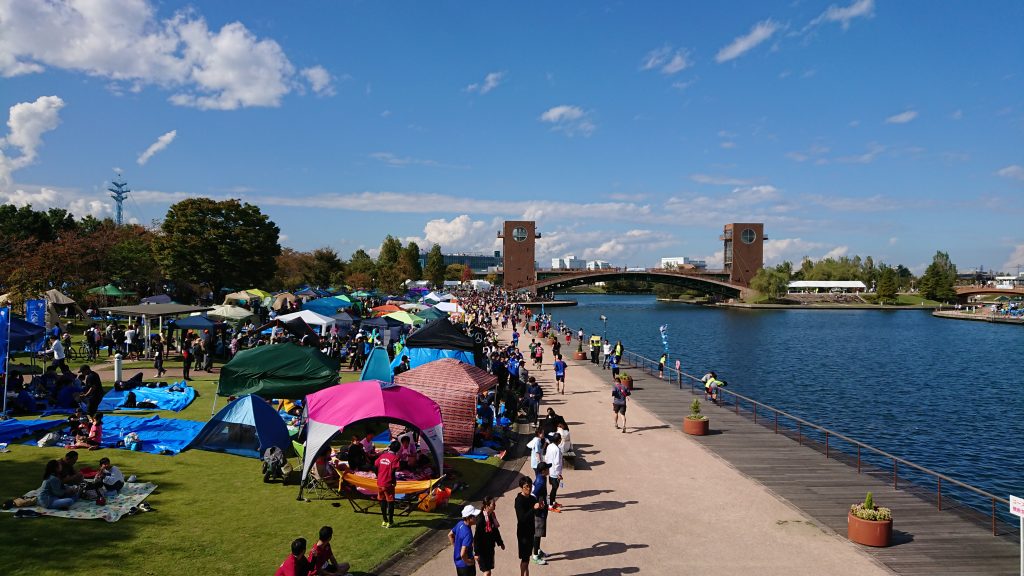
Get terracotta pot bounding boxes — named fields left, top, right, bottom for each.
left=573, top=352, right=588, bottom=360
left=621, top=376, right=633, bottom=390
left=847, top=512, right=892, bottom=547
left=683, top=417, right=708, bottom=436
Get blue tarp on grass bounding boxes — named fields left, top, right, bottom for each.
left=0, top=419, right=62, bottom=443
left=99, top=415, right=205, bottom=455
left=97, top=383, right=196, bottom=412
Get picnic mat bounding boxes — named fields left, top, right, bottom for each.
left=97, top=382, right=196, bottom=412
left=0, top=419, right=63, bottom=444
left=99, top=415, right=204, bottom=455
left=1, top=482, right=157, bottom=522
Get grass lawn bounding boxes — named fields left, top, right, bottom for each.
left=0, top=359, right=502, bottom=575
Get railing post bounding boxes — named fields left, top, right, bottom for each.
left=857, top=446, right=861, bottom=473
left=937, top=478, right=942, bottom=511
left=991, top=498, right=996, bottom=536
left=735, top=396, right=739, bottom=414
left=825, top=431, right=829, bottom=459
left=893, top=459, right=898, bottom=489
left=753, top=403, right=757, bottom=424
left=774, top=411, right=778, bottom=434
left=798, top=422, right=802, bottom=445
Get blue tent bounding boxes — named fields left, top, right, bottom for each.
left=9, top=316, right=46, bottom=349
left=171, top=315, right=219, bottom=331
left=187, top=395, right=290, bottom=458
left=303, top=296, right=352, bottom=316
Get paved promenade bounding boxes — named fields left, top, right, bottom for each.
left=407, top=329, right=893, bottom=576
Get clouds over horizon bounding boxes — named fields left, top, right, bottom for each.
left=0, top=95, right=65, bottom=191
left=0, top=0, right=331, bottom=110
left=539, top=105, right=596, bottom=137
left=137, top=129, right=177, bottom=165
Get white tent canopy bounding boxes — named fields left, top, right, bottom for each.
left=434, top=302, right=465, bottom=313
left=276, top=310, right=337, bottom=335
left=423, top=291, right=451, bottom=303
left=207, top=305, right=257, bottom=322
left=788, top=280, right=867, bottom=291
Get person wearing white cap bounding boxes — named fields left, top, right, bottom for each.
left=449, top=504, right=480, bottom=575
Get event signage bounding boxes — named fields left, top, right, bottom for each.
left=25, top=299, right=46, bottom=352
left=1011, top=495, right=1024, bottom=518
left=0, top=306, right=9, bottom=373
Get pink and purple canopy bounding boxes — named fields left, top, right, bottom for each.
left=300, top=380, right=444, bottom=483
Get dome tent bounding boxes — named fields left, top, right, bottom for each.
left=188, top=395, right=290, bottom=458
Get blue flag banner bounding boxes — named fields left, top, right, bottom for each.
left=659, top=324, right=669, bottom=356
left=25, top=299, right=46, bottom=352
left=0, top=306, right=9, bottom=374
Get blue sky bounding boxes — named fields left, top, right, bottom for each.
left=1, top=0, right=1022, bottom=274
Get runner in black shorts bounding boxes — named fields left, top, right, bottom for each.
left=514, top=476, right=540, bottom=572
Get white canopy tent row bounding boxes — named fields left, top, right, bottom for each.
left=787, top=281, right=867, bottom=293
left=434, top=302, right=465, bottom=314
left=423, top=291, right=452, bottom=303
left=275, top=310, right=337, bottom=335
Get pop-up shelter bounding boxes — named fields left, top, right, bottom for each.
left=276, top=310, right=336, bottom=336
left=217, top=343, right=339, bottom=400
left=299, top=380, right=444, bottom=498
left=303, top=296, right=352, bottom=316
left=395, top=358, right=496, bottom=453
left=360, top=315, right=407, bottom=345
left=390, top=318, right=475, bottom=370
left=188, top=395, right=290, bottom=458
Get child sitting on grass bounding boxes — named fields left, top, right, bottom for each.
left=67, top=413, right=102, bottom=450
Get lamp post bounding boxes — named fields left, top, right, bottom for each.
left=599, top=314, right=607, bottom=341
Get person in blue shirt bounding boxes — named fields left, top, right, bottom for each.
left=449, top=504, right=480, bottom=575
left=552, top=354, right=567, bottom=395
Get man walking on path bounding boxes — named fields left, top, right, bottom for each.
left=449, top=504, right=480, bottom=576
left=601, top=340, right=612, bottom=369
left=552, top=354, right=567, bottom=395
left=530, top=463, right=551, bottom=564
left=544, top=435, right=564, bottom=509
left=612, top=377, right=630, bottom=433
left=514, top=477, right=540, bottom=574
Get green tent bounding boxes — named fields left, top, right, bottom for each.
left=217, top=343, right=340, bottom=399
left=419, top=307, right=450, bottom=321
left=87, top=283, right=137, bottom=297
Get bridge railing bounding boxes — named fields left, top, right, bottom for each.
left=616, top=349, right=1017, bottom=537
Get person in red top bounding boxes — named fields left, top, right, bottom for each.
left=375, top=441, right=402, bottom=528
left=274, top=538, right=311, bottom=576
left=308, top=525, right=350, bottom=576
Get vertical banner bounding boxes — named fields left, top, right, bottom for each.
left=25, top=299, right=46, bottom=352
left=0, top=306, right=9, bottom=374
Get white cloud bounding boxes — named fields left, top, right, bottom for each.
left=950, top=109, right=963, bottom=120
left=0, top=95, right=65, bottom=190
left=720, top=141, right=737, bottom=149
left=996, top=165, right=1024, bottom=181
left=803, top=193, right=901, bottom=212
left=136, top=129, right=177, bottom=165
left=641, top=45, right=692, bottom=75
left=405, top=215, right=501, bottom=254
left=885, top=110, right=918, bottom=124
left=888, top=237, right=898, bottom=246
left=762, top=238, right=849, bottom=265
left=465, top=71, right=506, bottom=94
left=809, top=0, right=875, bottom=30
left=369, top=152, right=438, bottom=168
left=821, top=245, right=849, bottom=259
left=836, top=142, right=886, bottom=164
left=1003, top=245, right=1024, bottom=271
left=301, top=66, right=335, bottom=96
left=0, top=183, right=113, bottom=219
left=539, top=105, right=596, bottom=137
left=716, top=20, right=780, bottom=63
left=690, top=174, right=755, bottom=186
left=0, top=1, right=312, bottom=110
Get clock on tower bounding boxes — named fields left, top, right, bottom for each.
left=499, top=221, right=540, bottom=291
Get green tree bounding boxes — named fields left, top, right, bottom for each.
left=750, top=266, right=790, bottom=300
left=272, top=248, right=315, bottom=290
left=401, top=241, right=423, bottom=281
left=425, top=244, right=445, bottom=287
left=153, top=198, right=281, bottom=296
left=309, top=247, right=344, bottom=288
left=375, top=235, right=404, bottom=292
left=105, top=225, right=161, bottom=290
left=445, top=264, right=467, bottom=281
left=919, top=250, right=957, bottom=302
left=875, top=266, right=898, bottom=304
left=347, top=249, right=376, bottom=277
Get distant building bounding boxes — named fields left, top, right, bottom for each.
left=586, top=260, right=611, bottom=270
left=551, top=255, right=586, bottom=270
left=660, top=257, right=706, bottom=270
left=420, top=250, right=503, bottom=274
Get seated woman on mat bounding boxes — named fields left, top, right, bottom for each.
left=39, top=459, right=79, bottom=510
left=67, top=413, right=102, bottom=450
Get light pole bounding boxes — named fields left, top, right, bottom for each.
left=599, top=314, right=607, bottom=341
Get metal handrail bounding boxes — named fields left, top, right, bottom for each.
left=615, top=349, right=1013, bottom=535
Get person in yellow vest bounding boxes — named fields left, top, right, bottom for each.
left=589, top=334, right=602, bottom=364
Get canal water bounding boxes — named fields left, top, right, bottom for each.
left=545, top=294, right=1024, bottom=517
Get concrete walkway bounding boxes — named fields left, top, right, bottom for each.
left=408, top=330, right=893, bottom=576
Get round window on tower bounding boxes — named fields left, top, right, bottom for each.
left=741, top=228, right=756, bottom=244
left=512, top=227, right=528, bottom=242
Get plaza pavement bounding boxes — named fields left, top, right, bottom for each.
left=408, top=328, right=893, bottom=576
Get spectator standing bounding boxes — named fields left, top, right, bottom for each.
left=601, top=340, right=613, bottom=369
left=612, top=376, right=630, bottom=433
left=43, top=336, right=68, bottom=374
left=530, top=463, right=551, bottom=564
left=474, top=496, right=504, bottom=576
left=375, top=441, right=401, bottom=528
left=544, top=434, right=564, bottom=509
left=514, top=477, right=541, bottom=573
left=449, top=504, right=480, bottom=576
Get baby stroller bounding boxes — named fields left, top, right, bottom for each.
left=262, top=446, right=288, bottom=483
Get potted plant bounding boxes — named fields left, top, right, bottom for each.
left=847, top=492, right=892, bottom=547
left=618, top=371, right=633, bottom=390
left=683, top=398, right=709, bottom=435
left=573, top=338, right=588, bottom=360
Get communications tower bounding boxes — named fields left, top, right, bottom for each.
left=108, top=175, right=130, bottom=226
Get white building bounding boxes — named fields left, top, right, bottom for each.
left=661, top=257, right=707, bottom=269
left=586, top=260, right=612, bottom=270
left=551, top=255, right=586, bottom=270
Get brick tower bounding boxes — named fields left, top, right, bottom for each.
left=499, top=221, right=540, bottom=291
left=722, top=223, right=765, bottom=286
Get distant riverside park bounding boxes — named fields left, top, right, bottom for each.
left=0, top=201, right=1021, bottom=575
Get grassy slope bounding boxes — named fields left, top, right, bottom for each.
left=0, top=356, right=500, bottom=575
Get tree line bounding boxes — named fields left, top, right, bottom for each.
left=0, top=198, right=467, bottom=309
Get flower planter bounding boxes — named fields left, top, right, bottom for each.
left=573, top=352, right=588, bottom=361
left=847, top=512, right=892, bottom=547
left=683, top=417, right=708, bottom=436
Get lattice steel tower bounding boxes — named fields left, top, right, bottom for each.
left=108, top=175, right=130, bottom=226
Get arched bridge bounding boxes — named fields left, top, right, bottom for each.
left=526, top=269, right=746, bottom=298
left=955, top=286, right=1024, bottom=302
